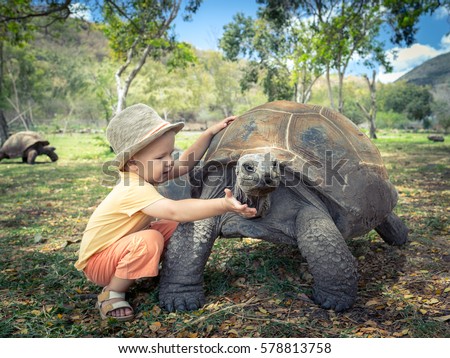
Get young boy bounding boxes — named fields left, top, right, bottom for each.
left=74, top=104, right=256, bottom=321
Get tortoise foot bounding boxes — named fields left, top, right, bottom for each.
left=159, top=283, right=205, bottom=312
left=312, top=285, right=356, bottom=312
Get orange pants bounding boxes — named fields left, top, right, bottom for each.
left=84, top=220, right=178, bottom=287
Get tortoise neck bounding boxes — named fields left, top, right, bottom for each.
left=233, top=182, right=269, bottom=217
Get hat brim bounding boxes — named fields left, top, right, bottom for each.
left=113, top=121, right=184, bottom=170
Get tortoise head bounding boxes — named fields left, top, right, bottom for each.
left=234, top=153, right=280, bottom=216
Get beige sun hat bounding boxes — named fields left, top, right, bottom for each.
left=106, top=104, right=184, bottom=169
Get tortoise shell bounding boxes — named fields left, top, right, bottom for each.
left=204, top=100, right=397, bottom=234
left=0, top=131, right=50, bottom=158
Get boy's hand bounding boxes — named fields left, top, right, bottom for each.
left=222, top=188, right=257, bottom=218
left=207, top=116, right=237, bottom=136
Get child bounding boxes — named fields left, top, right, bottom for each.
left=74, top=104, right=256, bottom=321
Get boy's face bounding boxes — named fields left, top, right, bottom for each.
left=129, top=131, right=175, bottom=184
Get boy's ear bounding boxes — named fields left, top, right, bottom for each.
left=125, top=158, right=138, bottom=172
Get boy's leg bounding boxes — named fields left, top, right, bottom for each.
left=149, top=219, right=178, bottom=245
left=84, top=229, right=166, bottom=318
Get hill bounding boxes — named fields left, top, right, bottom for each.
left=396, top=51, right=450, bottom=102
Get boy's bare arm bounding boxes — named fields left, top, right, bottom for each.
left=142, top=189, right=256, bottom=222
left=170, top=116, right=236, bottom=179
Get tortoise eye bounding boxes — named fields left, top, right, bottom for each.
left=244, top=163, right=255, bottom=173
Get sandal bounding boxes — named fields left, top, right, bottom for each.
left=96, top=289, right=135, bottom=321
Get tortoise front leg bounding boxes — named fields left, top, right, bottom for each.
left=42, top=146, right=58, bottom=162
left=296, top=205, right=358, bottom=312
left=375, top=213, right=408, bottom=246
left=159, top=217, right=218, bottom=312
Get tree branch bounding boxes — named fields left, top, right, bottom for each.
left=0, top=0, right=72, bottom=23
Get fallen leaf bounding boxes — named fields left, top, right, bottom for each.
left=365, top=299, right=383, bottom=307
left=151, top=305, right=161, bottom=316
left=149, top=322, right=161, bottom=332
left=258, top=307, right=268, bottom=314
left=34, top=234, right=45, bottom=244
left=231, top=277, right=246, bottom=287
left=433, top=315, right=450, bottom=322
left=393, top=329, right=409, bottom=337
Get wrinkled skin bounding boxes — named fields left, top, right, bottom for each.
left=159, top=101, right=409, bottom=312
left=159, top=163, right=408, bottom=313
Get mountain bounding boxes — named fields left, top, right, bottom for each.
left=396, top=51, right=450, bottom=102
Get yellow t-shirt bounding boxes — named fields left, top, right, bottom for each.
left=74, top=172, right=165, bottom=270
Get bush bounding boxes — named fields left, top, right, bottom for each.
left=377, top=111, right=411, bottom=129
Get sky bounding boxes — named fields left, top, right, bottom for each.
left=173, top=0, right=450, bottom=83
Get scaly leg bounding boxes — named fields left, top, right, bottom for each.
left=26, top=149, right=38, bottom=164
left=42, top=146, right=58, bottom=162
left=159, top=217, right=218, bottom=312
left=375, top=213, right=408, bottom=246
left=296, top=204, right=358, bottom=311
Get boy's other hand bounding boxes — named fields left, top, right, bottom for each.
left=207, top=116, right=237, bottom=136
left=223, top=188, right=257, bottom=218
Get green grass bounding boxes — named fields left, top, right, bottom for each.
left=0, top=130, right=448, bottom=337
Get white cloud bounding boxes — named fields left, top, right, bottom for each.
left=69, top=3, right=92, bottom=22
left=378, top=34, right=450, bottom=83
left=440, top=33, right=450, bottom=50
left=386, top=44, right=440, bottom=71
left=435, top=7, right=450, bottom=20
left=378, top=70, right=408, bottom=83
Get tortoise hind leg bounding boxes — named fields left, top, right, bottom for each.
left=26, top=149, right=38, bottom=164
left=296, top=204, right=358, bottom=312
left=375, top=213, right=408, bottom=246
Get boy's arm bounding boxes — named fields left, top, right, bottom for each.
left=142, top=188, right=256, bottom=222
left=170, top=116, right=236, bottom=179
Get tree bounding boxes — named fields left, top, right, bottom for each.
left=290, top=20, right=324, bottom=103
left=220, top=13, right=324, bottom=102
left=378, top=81, right=433, bottom=123
left=256, top=0, right=446, bottom=112
left=433, top=100, right=450, bottom=133
left=257, top=0, right=391, bottom=112
left=101, top=0, right=201, bottom=114
left=357, top=70, right=378, bottom=139
left=0, top=0, right=78, bottom=143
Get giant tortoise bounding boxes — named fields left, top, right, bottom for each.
left=0, top=131, right=58, bottom=164
left=159, top=100, right=408, bottom=312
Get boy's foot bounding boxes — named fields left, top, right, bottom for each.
left=97, top=289, right=134, bottom=321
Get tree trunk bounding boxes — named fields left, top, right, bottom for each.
left=326, top=66, right=335, bottom=110
left=0, top=110, right=8, bottom=146
left=112, top=3, right=181, bottom=115
left=0, top=42, right=7, bottom=146
left=337, top=71, right=345, bottom=113
left=367, top=70, right=377, bottom=139
left=357, top=70, right=378, bottom=139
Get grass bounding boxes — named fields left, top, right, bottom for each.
left=0, top=130, right=448, bottom=338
